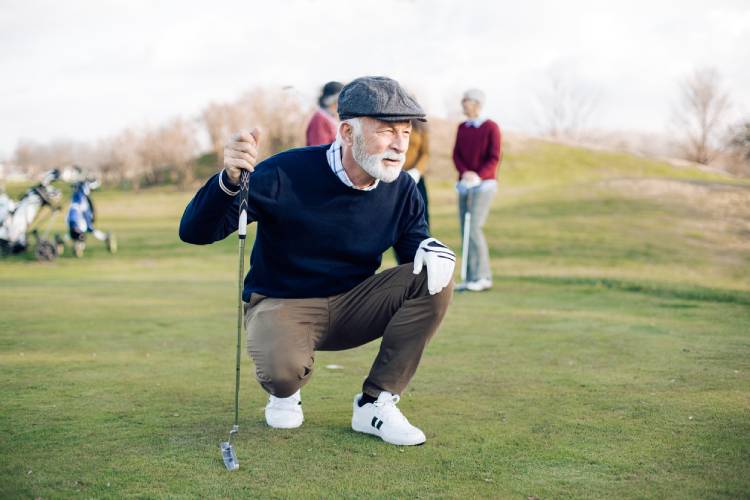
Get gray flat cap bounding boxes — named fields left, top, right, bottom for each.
left=338, top=76, right=426, bottom=122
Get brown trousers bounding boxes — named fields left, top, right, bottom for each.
left=244, top=264, right=453, bottom=398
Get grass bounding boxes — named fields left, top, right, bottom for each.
left=1, top=140, right=749, bottom=498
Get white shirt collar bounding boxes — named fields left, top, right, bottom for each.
left=326, top=139, right=380, bottom=191
left=465, top=116, right=487, bottom=128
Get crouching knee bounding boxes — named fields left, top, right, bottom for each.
left=254, top=357, right=314, bottom=398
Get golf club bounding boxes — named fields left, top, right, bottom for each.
left=220, top=169, right=251, bottom=471
left=460, top=186, right=473, bottom=283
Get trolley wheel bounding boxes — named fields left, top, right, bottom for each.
left=35, top=240, right=58, bottom=261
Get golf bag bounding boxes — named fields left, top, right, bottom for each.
left=66, top=173, right=116, bottom=257
left=0, top=169, right=64, bottom=259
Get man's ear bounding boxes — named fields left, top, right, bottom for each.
left=340, top=122, right=354, bottom=146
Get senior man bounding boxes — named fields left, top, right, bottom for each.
left=180, top=76, right=454, bottom=446
left=452, top=88, right=502, bottom=292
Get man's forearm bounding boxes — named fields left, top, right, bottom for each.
left=179, top=172, right=238, bottom=244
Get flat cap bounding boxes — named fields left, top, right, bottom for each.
left=338, top=76, right=426, bottom=122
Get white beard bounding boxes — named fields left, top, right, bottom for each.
left=352, top=131, right=405, bottom=183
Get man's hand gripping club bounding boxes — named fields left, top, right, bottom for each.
left=224, top=128, right=262, bottom=185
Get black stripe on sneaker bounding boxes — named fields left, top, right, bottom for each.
left=376, top=420, right=384, bottom=430
left=371, top=417, right=378, bottom=428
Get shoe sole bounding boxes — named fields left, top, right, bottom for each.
left=265, top=412, right=304, bottom=429
left=266, top=419, right=303, bottom=429
left=351, top=420, right=426, bottom=446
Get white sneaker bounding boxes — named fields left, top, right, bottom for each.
left=351, top=392, right=426, bottom=446
left=265, top=390, right=303, bottom=429
left=466, top=278, right=492, bottom=292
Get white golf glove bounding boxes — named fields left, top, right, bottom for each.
left=459, top=171, right=481, bottom=190
left=406, top=168, right=421, bottom=183
left=412, top=237, right=456, bottom=295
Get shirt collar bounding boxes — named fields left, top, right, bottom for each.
left=326, top=139, right=380, bottom=191
left=465, top=116, right=487, bottom=128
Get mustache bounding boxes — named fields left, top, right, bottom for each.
left=381, top=152, right=405, bottom=162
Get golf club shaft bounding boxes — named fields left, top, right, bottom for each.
left=234, top=237, right=245, bottom=427
left=460, top=188, right=473, bottom=282
left=233, top=170, right=251, bottom=428
left=461, top=213, right=470, bottom=281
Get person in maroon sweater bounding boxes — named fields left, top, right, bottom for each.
left=452, top=88, right=502, bottom=292
left=306, top=81, right=343, bottom=146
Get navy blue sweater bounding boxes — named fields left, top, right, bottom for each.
left=179, top=145, right=429, bottom=300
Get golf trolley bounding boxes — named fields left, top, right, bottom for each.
left=0, top=169, right=66, bottom=261
left=65, top=166, right=117, bottom=258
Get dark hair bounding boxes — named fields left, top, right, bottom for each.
left=319, top=81, right=344, bottom=107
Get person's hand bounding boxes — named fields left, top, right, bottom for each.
left=460, top=171, right=481, bottom=189
left=406, top=168, right=421, bottom=183
left=412, top=237, right=455, bottom=295
left=224, top=128, right=262, bottom=185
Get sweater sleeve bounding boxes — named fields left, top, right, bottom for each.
left=452, top=125, right=470, bottom=176
left=393, top=180, right=430, bottom=264
left=179, top=171, right=240, bottom=244
left=179, top=166, right=273, bottom=245
left=476, top=121, right=502, bottom=179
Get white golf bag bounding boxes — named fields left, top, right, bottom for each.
left=0, top=169, right=63, bottom=258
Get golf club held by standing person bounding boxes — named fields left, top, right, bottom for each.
left=180, top=76, right=455, bottom=452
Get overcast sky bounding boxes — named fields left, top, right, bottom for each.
left=1, top=0, right=749, bottom=158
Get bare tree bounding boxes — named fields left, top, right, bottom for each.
left=202, top=102, right=247, bottom=158
left=12, top=139, right=94, bottom=177
left=12, top=140, right=39, bottom=174
left=534, top=70, right=600, bottom=140
left=96, top=129, right=143, bottom=187
left=672, top=67, right=731, bottom=165
left=11, top=85, right=310, bottom=187
left=239, top=87, right=308, bottom=158
left=138, top=118, right=199, bottom=187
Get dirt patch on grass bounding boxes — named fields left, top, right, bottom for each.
left=604, top=178, right=750, bottom=216
left=604, top=178, right=750, bottom=252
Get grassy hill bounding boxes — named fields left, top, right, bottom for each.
left=1, top=140, right=749, bottom=498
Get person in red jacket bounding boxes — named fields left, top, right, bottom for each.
left=306, top=81, right=343, bottom=146
left=452, top=88, right=502, bottom=292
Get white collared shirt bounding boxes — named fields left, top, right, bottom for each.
left=326, top=139, right=380, bottom=191
left=465, top=116, right=487, bottom=128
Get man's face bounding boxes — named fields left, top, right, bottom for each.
left=328, top=96, right=339, bottom=115
left=351, top=117, right=412, bottom=183
left=461, top=98, right=481, bottom=117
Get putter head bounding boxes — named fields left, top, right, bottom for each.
left=220, top=441, right=239, bottom=471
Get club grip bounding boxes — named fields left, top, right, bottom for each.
left=238, top=170, right=251, bottom=239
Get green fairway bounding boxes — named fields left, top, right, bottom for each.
left=2, top=140, right=749, bottom=498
